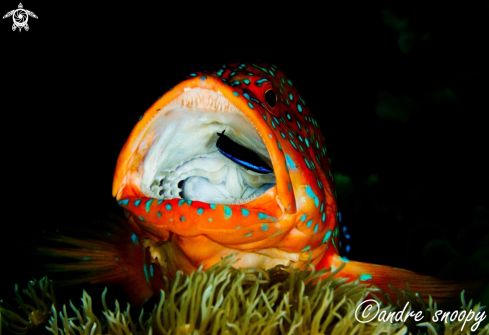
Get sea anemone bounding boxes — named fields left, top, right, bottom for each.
left=1, top=256, right=488, bottom=335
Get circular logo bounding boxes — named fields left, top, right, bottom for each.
left=13, top=9, right=28, bottom=27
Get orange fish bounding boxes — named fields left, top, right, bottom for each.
left=39, top=62, right=481, bottom=306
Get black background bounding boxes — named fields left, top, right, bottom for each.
left=1, top=1, right=488, bottom=306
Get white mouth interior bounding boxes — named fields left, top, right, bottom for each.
left=137, top=88, right=276, bottom=205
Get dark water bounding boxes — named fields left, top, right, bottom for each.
left=1, top=1, right=488, bottom=312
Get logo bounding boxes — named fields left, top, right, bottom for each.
left=3, top=3, right=37, bottom=32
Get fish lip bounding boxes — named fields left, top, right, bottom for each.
left=113, top=76, right=295, bottom=212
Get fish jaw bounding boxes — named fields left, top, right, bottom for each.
left=112, top=66, right=338, bottom=275
left=113, top=75, right=294, bottom=213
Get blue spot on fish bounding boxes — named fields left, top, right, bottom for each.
left=285, top=154, right=297, bottom=170
left=233, top=92, right=239, bottom=97
left=118, top=199, right=129, bottom=206
left=302, top=246, right=310, bottom=252
left=289, top=140, right=297, bottom=149
left=145, top=199, right=153, bottom=213
left=261, top=224, right=269, bottom=231
left=143, top=264, right=149, bottom=282
left=248, top=102, right=254, bottom=109
left=210, top=204, right=216, bottom=210
left=150, top=264, right=154, bottom=277
left=166, top=204, right=172, bottom=210
left=131, top=233, right=138, bottom=244
left=322, top=231, right=332, bottom=244
left=305, top=185, right=319, bottom=207
left=360, top=274, right=372, bottom=281
left=241, top=208, right=249, bottom=217
left=252, top=63, right=269, bottom=74
left=197, top=208, right=204, bottom=215
left=301, top=214, right=307, bottom=222
left=307, top=219, right=313, bottom=228
left=134, top=199, right=141, bottom=207
left=224, top=206, right=232, bottom=219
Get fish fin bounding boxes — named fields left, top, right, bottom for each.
left=329, top=254, right=487, bottom=306
left=26, top=215, right=165, bottom=306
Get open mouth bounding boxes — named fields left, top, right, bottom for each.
left=136, top=88, right=276, bottom=205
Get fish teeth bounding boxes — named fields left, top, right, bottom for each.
left=166, top=88, right=240, bottom=112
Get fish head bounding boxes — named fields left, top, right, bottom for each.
left=112, top=62, right=339, bottom=277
